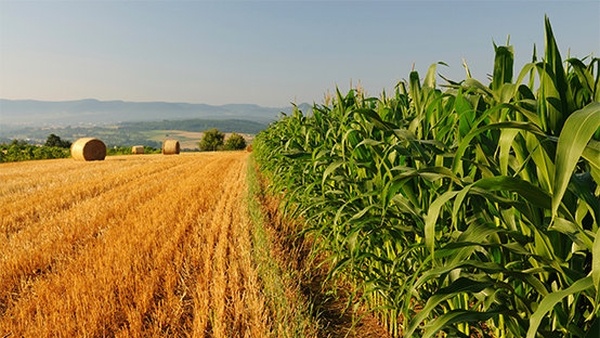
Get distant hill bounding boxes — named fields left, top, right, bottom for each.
left=0, top=118, right=270, bottom=148
left=0, top=98, right=308, bottom=126
left=0, top=99, right=316, bottom=147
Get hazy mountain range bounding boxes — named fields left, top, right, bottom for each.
left=0, top=98, right=315, bottom=146
left=0, top=98, right=311, bottom=127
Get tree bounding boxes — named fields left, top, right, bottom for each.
left=45, top=134, right=72, bottom=148
left=199, top=128, right=224, bottom=151
left=223, top=133, right=247, bottom=150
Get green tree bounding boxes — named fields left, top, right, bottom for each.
left=199, top=128, right=224, bottom=151
left=0, top=139, right=71, bottom=162
left=45, top=134, right=72, bottom=148
left=223, top=133, right=247, bottom=150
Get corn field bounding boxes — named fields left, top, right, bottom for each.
left=254, top=18, right=600, bottom=337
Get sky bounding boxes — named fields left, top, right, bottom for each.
left=1, top=0, right=599, bottom=108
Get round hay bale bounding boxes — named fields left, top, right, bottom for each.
left=162, top=140, right=180, bottom=155
left=131, top=145, right=145, bottom=154
left=71, top=138, right=106, bottom=161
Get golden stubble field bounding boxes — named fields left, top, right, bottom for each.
left=0, top=152, right=269, bottom=337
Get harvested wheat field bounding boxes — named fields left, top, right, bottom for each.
left=0, top=152, right=275, bottom=337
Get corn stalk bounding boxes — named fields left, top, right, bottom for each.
left=254, top=17, right=599, bottom=337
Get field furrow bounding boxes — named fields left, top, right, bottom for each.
left=0, top=152, right=271, bottom=337
left=193, top=159, right=268, bottom=337
left=0, top=156, right=203, bottom=316
left=0, top=155, right=191, bottom=235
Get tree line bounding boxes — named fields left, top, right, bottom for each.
left=0, top=134, right=72, bottom=163
left=1, top=129, right=248, bottom=163
left=198, top=129, right=247, bottom=151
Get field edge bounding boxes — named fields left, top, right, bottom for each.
left=246, top=156, right=320, bottom=337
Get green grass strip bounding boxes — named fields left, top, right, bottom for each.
left=246, top=156, right=318, bottom=338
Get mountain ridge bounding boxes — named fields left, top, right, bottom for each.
left=0, top=98, right=312, bottom=126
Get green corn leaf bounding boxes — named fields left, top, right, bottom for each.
left=515, top=63, right=538, bottom=90
left=392, top=128, right=417, bottom=141
left=526, top=275, right=594, bottom=338
left=354, top=107, right=393, bottom=131
left=593, top=227, right=600, bottom=298
left=456, top=219, right=501, bottom=243
left=473, top=175, right=552, bottom=209
left=543, top=16, right=568, bottom=103
left=451, top=183, right=477, bottom=230
left=456, top=90, right=476, bottom=138
left=424, top=63, right=438, bottom=89
left=349, top=204, right=378, bottom=223
left=492, top=44, right=514, bottom=92
left=463, top=77, right=495, bottom=97
left=569, top=171, right=600, bottom=223
left=537, top=62, right=562, bottom=134
left=582, top=139, right=600, bottom=171
left=552, top=102, right=600, bottom=221
left=425, top=190, right=459, bottom=257
left=422, top=310, right=502, bottom=338
left=390, top=166, right=463, bottom=185
left=355, top=138, right=383, bottom=148
left=525, top=132, right=554, bottom=192
left=566, top=58, right=595, bottom=95
left=549, top=217, right=594, bottom=250
left=282, top=151, right=311, bottom=160
left=453, top=120, right=546, bottom=174
left=414, top=260, right=506, bottom=291
left=538, top=16, right=571, bottom=133
left=498, top=83, right=519, bottom=104
left=410, top=69, right=423, bottom=114
left=498, top=129, right=520, bottom=175
left=448, top=220, right=508, bottom=264
left=405, top=277, right=497, bottom=337
left=322, top=160, right=344, bottom=186
left=391, top=194, right=422, bottom=219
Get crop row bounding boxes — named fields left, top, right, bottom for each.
left=0, top=153, right=270, bottom=337
left=254, top=18, right=599, bottom=337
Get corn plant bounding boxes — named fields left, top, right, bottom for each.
left=254, top=17, right=599, bottom=337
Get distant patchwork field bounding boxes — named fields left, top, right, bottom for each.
left=141, top=130, right=254, bottom=150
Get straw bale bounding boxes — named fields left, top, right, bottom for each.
left=131, top=145, right=145, bottom=154
left=71, top=138, right=106, bottom=161
left=162, top=140, right=180, bottom=155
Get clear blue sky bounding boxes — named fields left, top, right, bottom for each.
left=1, top=0, right=598, bottom=107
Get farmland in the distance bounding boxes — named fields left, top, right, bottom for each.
left=0, top=118, right=268, bottom=149
left=0, top=152, right=272, bottom=337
